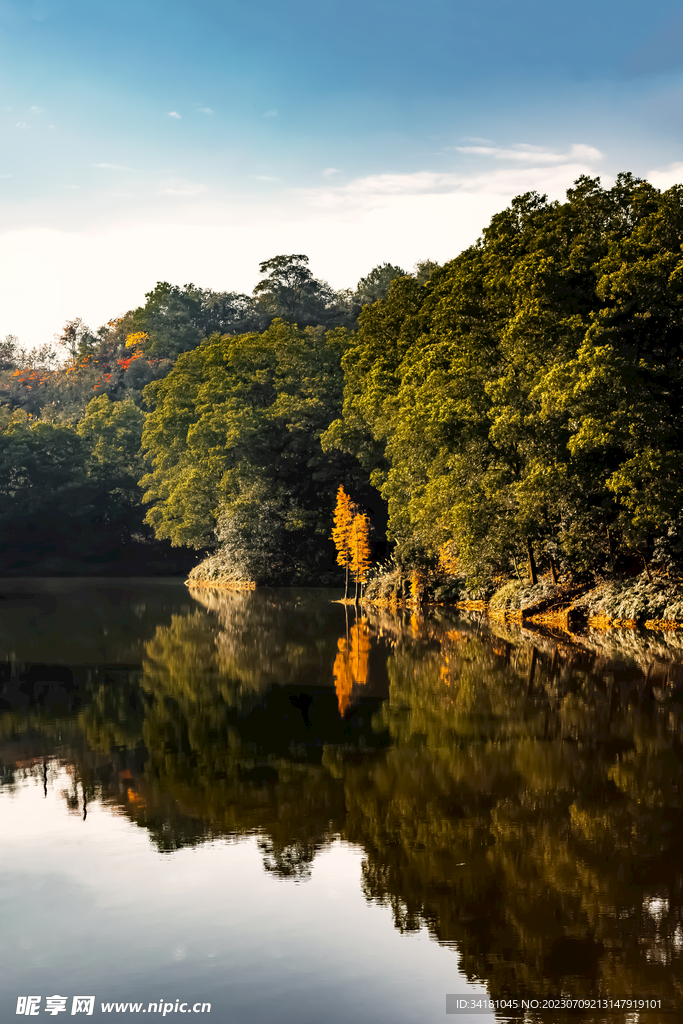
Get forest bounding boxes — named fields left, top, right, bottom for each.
left=2, top=172, right=683, bottom=597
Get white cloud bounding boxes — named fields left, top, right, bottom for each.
left=167, top=111, right=182, bottom=119
left=15, top=122, right=28, bottom=130
left=0, top=141, right=611, bottom=347
left=567, top=143, right=604, bottom=162
left=646, top=161, right=683, bottom=190
left=263, top=109, right=277, bottom=118
left=197, top=107, right=213, bottom=114
left=160, top=178, right=206, bottom=196
left=323, top=168, right=341, bottom=177
left=254, top=175, right=280, bottom=182
left=297, top=145, right=606, bottom=214
left=29, top=106, right=43, bottom=114
left=455, top=142, right=603, bottom=164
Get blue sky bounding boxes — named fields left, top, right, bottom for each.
left=2, top=0, right=683, bottom=343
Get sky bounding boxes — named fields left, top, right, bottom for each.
left=2, top=0, right=683, bottom=345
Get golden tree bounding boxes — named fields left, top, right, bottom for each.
left=438, top=540, right=460, bottom=577
left=331, top=485, right=357, bottom=600
left=349, top=512, right=372, bottom=602
left=125, top=331, right=149, bottom=349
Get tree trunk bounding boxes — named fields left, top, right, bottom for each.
left=549, top=555, right=558, bottom=584
left=344, top=563, right=349, bottom=602
left=526, top=537, right=538, bottom=585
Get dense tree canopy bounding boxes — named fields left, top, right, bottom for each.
left=4, top=183, right=683, bottom=587
left=325, top=174, right=683, bottom=582
left=129, top=282, right=268, bottom=359
left=0, top=402, right=151, bottom=570
left=140, top=319, right=369, bottom=581
left=0, top=254, right=396, bottom=573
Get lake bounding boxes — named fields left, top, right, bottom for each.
left=1, top=579, right=682, bottom=1022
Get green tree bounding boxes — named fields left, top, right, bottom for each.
left=353, top=263, right=406, bottom=307
left=252, top=254, right=352, bottom=328
left=76, top=395, right=148, bottom=543
left=140, top=319, right=365, bottom=579
left=328, top=174, right=683, bottom=584
left=128, top=282, right=264, bottom=359
left=0, top=419, right=94, bottom=567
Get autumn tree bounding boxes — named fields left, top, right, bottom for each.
left=349, top=512, right=372, bottom=602
left=331, top=485, right=358, bottom=599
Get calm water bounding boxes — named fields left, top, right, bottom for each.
left=1, top=580, right=683, bottom=1022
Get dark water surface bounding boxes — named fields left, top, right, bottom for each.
left=1, top=580, right=683, bottom=1022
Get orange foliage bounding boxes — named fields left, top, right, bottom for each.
left=116, top=351, right=144, bottom=371
left=331, top=486, right=356, bottom=568
left=349, top=512, right=372, bottom=598
left=438, top=540, right=460, bottom=577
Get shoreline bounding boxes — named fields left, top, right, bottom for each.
left=184, top=573, right=683, bottom=634
left=186, top=579, right=256, bottom=590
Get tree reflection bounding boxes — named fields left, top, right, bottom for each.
left=333, top=616, right=372, bottom=715
left=2, top=592, right=683, bottom=1013
left=339, top=611, right=683, bottom=1010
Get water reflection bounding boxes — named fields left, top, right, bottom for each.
left=2, top=584, right=683, bottom=1017
left=333, top=617, right=372, bottom=715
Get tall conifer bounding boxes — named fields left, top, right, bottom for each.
left=332, top=485, right=356, bottom=600
left=349, top=512, right=372, bottom=602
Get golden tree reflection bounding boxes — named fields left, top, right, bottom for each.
left=333, top=616, right=372, bottom=715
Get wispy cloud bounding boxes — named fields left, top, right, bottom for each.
left=15, top=122, right=29, bottom=130
left=455, top=142, right=603, bottom=163
left=197, top=107, right=213, bottom=114
left=0, top=174, right=11, bottom=179
left=167, top=111, right=182, bottom=119
left=323, top=167, right=341, bottom=177
left=297, top=143, right=606, bottom=212
left=160, top=178, right=206, bottom=196
left=93, top=163, right=131, bottom=171
left=29, top=106, right=43, bottom=114
left=254, top=175, right=280, bottom=182
left=263, top=109, right=277, bottom=118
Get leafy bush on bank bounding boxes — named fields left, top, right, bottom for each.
left=573, top=576, right=683, bottom=624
